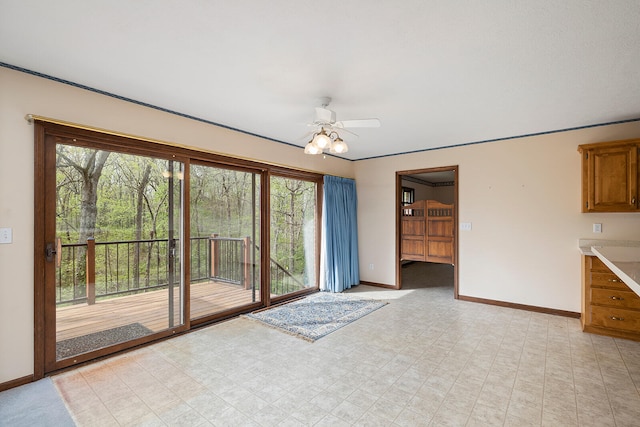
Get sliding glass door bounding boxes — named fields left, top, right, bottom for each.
left=34, top=120, right=323, bottom=376
left=269, top=175, right=320, bottom=298
left=44, top=136, right=186, bottom=371
left=189, top=162, right=261, bottom=321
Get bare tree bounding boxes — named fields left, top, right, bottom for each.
left=57, top=147, right=111, bottom=292
left=57, top=148, right=111, bottom=241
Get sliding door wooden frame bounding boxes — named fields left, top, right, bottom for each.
left=33, top=122, right=46, bottom=380
left=33, top=120, right=325, bottom=378
left=37, top=123, right=193, bottom=372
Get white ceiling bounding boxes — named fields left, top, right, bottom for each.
left=1, top=1, right=639, bottom=160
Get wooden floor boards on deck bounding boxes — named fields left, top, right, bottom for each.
left=56, top=281, right=261, bottom=341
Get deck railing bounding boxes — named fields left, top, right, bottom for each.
left=210, top=235, right=251, bottom=287
left=269, top=255, right=306, bottom=296
left=56, top=238, right=184, bottom=305
left=55, top=235, right=306, bottom=305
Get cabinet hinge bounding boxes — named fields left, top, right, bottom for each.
left=585, top=152, right=588, bottom=159
left=586, top=202, right=589, bottom=209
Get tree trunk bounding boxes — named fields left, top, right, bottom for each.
left=77, top=151, right=111, bottom=241
left=73, top=150, right=111, bottom=295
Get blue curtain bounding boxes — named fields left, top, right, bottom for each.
left=321, top=176, right=360, bottom=292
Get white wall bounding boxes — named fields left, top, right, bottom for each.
left=0, top=67, right=354, bottom=384
left=356, top=123, right=640, bottom=313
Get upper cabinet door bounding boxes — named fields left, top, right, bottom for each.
left=580, top=142, right=639, bottom=212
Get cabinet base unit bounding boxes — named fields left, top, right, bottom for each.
left=582, top=255, right=640, bottom=341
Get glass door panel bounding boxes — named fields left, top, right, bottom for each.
left=269, top=176, right=318, bottom=296
left=54, top=143, right=184, bottom=362
left=189, top=163, right=261, bottom=320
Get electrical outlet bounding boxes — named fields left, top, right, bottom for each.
left=460, top=222, right=472, bottom=231
left=0, top=227, right=12, bottom=244
left=369, top=263, right=374, bottom=270
left=593, top=223, right=602, bottom=233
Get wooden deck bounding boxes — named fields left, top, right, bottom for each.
left=56, top=281, right=261, bottom=341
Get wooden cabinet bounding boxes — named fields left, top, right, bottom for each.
left=578, top=139, right=640, bottom=212
left=582, top=255, right=640, bottom=341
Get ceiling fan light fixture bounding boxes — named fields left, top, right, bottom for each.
left=304, top=140, right=321, bottom=155
left=330, top=137, right=348, bottom=154
left=303, top=98, right=380, bottom=156
left=312, top=128, right=332, bottom=150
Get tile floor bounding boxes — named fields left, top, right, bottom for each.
left=49, top=273, right=640, bottom=426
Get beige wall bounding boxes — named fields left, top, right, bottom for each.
left=432, top=186, right=455, bottom=205
left=0, top=67, right=353, bottom=384
left=401, top=180, right=455, bottom=205
left=356, top=122, right=640, bottom=313
left=402, top=180, right=432, bottom=201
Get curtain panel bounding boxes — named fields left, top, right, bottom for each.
left=321, top=176, right=360, bottom=292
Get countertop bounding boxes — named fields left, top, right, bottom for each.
left=578, top=239, right=640, bottom=256
left=591, top=246, right=640, bottom=298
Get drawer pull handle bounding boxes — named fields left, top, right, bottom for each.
left=610, top=296, right=624, bottom=301
left=609, top=279, right=619, bottom=282
left=610, top=316, right=625, bottom=321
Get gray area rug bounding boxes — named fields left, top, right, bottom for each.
left=0, top=378, right=75, bottom=426
left=57, top=322, right=152, bottom=360
left=244, top=292, right=387, bottom=341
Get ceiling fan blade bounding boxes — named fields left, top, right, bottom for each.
left=337, top=127, right=359, bottom=138
left=334, top=118, right=381, bottom=128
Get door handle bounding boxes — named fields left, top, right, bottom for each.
left=45, top=238, right=62, bottom=266
left=169, top=238, right=176, bottom=258
left=45, top=243, right=56, bottom=262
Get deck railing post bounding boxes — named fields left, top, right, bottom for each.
left=86, top=238, right=96, bottom=305
left=243, top=236, right=251, bottom=290
left=210, top=233, right=219, bottom=279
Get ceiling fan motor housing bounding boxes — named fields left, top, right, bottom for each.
left=315, top=107, right=336, bottom=125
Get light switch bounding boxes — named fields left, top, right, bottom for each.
left=593, top=223, right=602, bottom=233
left=460, top=222, right=472, bottom=231
left=0, top=227, right=12, bottom=244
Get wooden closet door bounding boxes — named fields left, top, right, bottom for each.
left=401, top=216, right=426, bottom=261
left=425, top=201, right=454, bottom=264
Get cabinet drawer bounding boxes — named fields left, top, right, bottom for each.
left=590, top=306, right=640, bottom=332
left=591, top=288, right=640, bottom=310
left=590, top=272, right=628, bottom=290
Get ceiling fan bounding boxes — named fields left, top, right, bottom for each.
left=304, top=97, right=381, bottom=155
left=312, top=97, right=381, bottom=130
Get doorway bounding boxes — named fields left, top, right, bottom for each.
left=396, top=166, right=458, bottom=297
